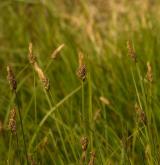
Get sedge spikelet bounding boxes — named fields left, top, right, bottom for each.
left=80, top=136, right=89, bottom=161
left=76, top=52, right=87, bottom=81
left=28, top=43, right=50, bottom=90
left=8, top=107, right=16, bottom=135
left=51, top=44, right=64, bottom=59
left=135, top=103, right=145, bottom=123
left=127, top=40, right=137, bottom=63
left=34, top=63, right=50, bottom=90
left=7, top=65, right=17, bottom=91
left=28, top=42, right=36, bottom=64
left=146, top=61, right=153, bottom=83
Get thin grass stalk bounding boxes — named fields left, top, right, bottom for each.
left=15, top=132, right=22, bottom=165
left=88, top=72, right=93, bottom=149
left=33, top=71, right=38, bottom=162
left=15, top=92, right=29, bottom=165
left=43, top=88, right=70, bottom=162
left=81, top=81, right=86, bottom=133
left=8, top=134, right=12, bottom=165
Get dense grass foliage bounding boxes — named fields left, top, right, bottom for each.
left=1, top=0, right=160, bottom=164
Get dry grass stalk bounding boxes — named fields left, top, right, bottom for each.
left=7, top=65, right=17, bottom=91
left=135, top=103, right=145, bottom=123
left=146, top=61, right=153, bottom=83
left=127, top=40, right=136, bottom=63
left=8, top=107, right=16, bottom=135
left=51, top=44, right=64, bottom=59
left=28, top=43, right=50, bottom=90
left=76, top=52, right=87, bottom=81
left=99, top=96, right=110, bottom=106
left=88, top=151, right=96, bottom=165
left=80, top=136, right=89, bottom=161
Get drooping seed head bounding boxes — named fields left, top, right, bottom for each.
left=7, top=65, right=17, bottom=91
left=8, top=107, right=16, bottom=135
left=51, top=44, right=64, bottom=59
left=34, top=63, right=50, bottom=90
left=127, top=40, right=137, bottom=63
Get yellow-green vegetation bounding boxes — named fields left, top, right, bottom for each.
left=0, top=0, right=160, bottom=164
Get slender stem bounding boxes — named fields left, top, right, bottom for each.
left=15, top=132, right=22, bottom=165
left=8, top=134, right=12, bottom=165
left=81, top=81, right=85, bottom=133
left=15, top=91, right=29, bottom=165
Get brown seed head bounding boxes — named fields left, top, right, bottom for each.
left=80, top=136, right=89, bottom=151
left=7, top=65, right=17, bottom=91
left=135, top=103, right=145, bottom=123
left=76, top=52, right=87, bottom=81
left=34, top=63, right=50, bottom=90
left=8, top=107, right=16, bottom=135
left=146, top=62, right=153, bottom=83
left=28, top=42, right=36, bottom=64
left=127, top=40, right=136, bottom=63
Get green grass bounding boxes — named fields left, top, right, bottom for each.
left=1, top=0, right=160, bottom=164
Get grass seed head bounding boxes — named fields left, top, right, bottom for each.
left=127, top=40, right=137, bottom=63
left=76, top=52, right=87, bottom=81
left=146, top=61, right=153, bottom=83
left=7, top=65, right=17, bottom=91
left=80, top=136, right=89, bottom=151
left=34, top=63, right=50, bottom=90
left=80, top=136, right=89, bottom=161
left=135, top=103, right=146, bottom=123
left=51, top=44, right=64, bottom=59
left=8, top=107, right=16, bottom=135
left=28, top=42, right=36, bottom=64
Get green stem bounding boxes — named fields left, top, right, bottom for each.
left=15, top=92, right=29, bottom=165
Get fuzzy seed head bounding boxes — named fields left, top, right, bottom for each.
left=8, top=107, right=16, bottom=135
left=34, top=63, right=50, bottom=90
left=28, top=42, right=36, bottom=64
left=7, top=65, right=17, bottom=91
left=76, top=52, right=87, bottom=81
left=127, top=40, right=136, bottom=63
left=80, top=136, right=88, bottom=151
left=135, top=103, right=146, bottom=123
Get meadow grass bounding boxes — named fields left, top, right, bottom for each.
left=0, top=0, right=160, bottom=164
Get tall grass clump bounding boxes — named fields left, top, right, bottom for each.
left=0, top=0, right=160, bottom=164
